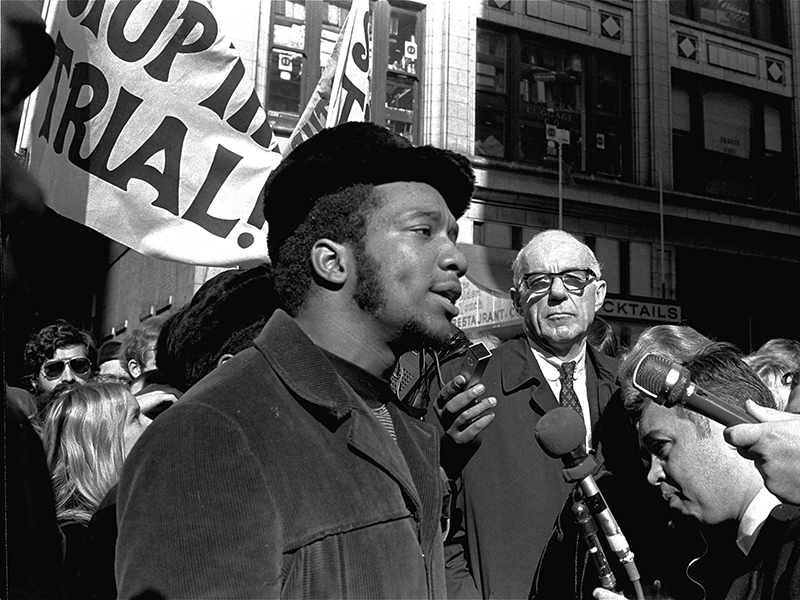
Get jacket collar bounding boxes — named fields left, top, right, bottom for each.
left=254, top=310, right=362, bottom=420
left=253, top=311, right=435, bottom=526
left=499, top=333, right=619, bottom=392
left=499, top=334, right=543, bottom=394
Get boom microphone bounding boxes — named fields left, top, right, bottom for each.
left=535, top=408, right=642, bottom=596
left=632, top=354, right=758, bottom=426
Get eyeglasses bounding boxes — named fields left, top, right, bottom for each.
left=40, top=357, right=92, bottom=380
left=521, top=268, right=597, bottom=295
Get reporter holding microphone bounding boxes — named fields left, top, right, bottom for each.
left=599, top=325, right=800, bottom=600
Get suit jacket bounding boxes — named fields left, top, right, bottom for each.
left=442, top=334, right=619, bottom=600
left=726, top=503, right=800, bottom=600
left=116, top=310, right=447, bottom=599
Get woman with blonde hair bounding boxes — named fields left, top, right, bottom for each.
left=42, top=380, right=150, bottom=597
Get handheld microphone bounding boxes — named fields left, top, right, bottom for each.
left=535, top=408, right=641, bottom=592
left=632, top=354, right=758, bottom=426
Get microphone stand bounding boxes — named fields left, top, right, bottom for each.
left=571, top=499, right=618, bottom=592
left=563, top=457, right=645, bottom=600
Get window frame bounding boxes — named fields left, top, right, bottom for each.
left=670, top=70, right=794, bottom=209
left=475, top=23, right=633, bottom=181
left=669, top=0, right=787, bottom=46
left=371, top=0, right=425, bottom=143
left=265, top=0, right=425, bottom=143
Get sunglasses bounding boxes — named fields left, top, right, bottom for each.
left=40, top=357, right=92, bottom=380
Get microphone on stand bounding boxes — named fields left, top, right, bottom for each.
left=572, top=499, right=618, bottom=592
left=535, top=407, right=644, bottom=600
left=632, top=354, right=757, bottom=426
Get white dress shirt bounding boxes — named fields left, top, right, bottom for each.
left=736, top=486, right=781, bottom=556
left=531, top=341, right=592, bottom=449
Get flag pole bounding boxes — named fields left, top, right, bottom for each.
left=658, top=161, right=665, bottom=299
left=558, top=141, right=563, bottom=229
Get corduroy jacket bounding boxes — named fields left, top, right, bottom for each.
left=116, top=310, right=447, bottom=599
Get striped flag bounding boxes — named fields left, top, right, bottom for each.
left=18, top=0, right=282, bottom=267
left=283, top=0, right=372, bottom=156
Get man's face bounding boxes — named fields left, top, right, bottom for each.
left=511, top=235, right=606, bottom=357
left=99, top=358, right=131, bottom=381
left=639, top=402, right=751, bottom=524
left=36, top=344, right=91, bottom=393
left=354, top=181, right=466, bottom=352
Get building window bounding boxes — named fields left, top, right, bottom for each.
left=475, top=25, right=631, bottom=180
left=671, top=73, right=793, bottom=209
left=476, top=28, right=508, bottom=158
left=267, top=1, right=309, bottom=133
left=669, top=0, right=786, bottom=46
left=379, top=5, right=422, bottom=140
left=266, top=0, right=424, bottom=141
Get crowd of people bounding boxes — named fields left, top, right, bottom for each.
left=5, top=4, right=800, bottom=600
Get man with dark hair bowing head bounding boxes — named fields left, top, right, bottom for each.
left=594, top=325, right=799, bottom=600
left=115, top=122, right=495, bottom=599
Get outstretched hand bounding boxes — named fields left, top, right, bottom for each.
left=724, top=400, right=800, bottom=504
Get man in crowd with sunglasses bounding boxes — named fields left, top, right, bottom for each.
left=442, top=229, right=618, bottom=599
left=23, top=319, right=96, bottom=417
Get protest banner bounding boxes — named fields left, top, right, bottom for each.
left=284, top=0, right=371, bottom=155
left=18, top=0, right=283, bottom=266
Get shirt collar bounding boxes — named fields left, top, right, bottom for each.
left=531, top=341, right=588, bottom=382
left=736, top=487, right=781, bottom=556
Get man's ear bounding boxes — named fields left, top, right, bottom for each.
left=310, top=238, right=350, bottom=286
left=128, top=359, right=142, bottom=379
left=510, top=287, right=524, bottom=317
left=216, top=353, right=234, bottom=368
left=594, top=279, right=607, bottom=312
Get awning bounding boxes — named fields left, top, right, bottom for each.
left=459, top=243, right=516, bottom=294
left=454, top=244, right=522, bottom=332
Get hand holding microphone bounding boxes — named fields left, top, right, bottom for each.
left=724, top=401, right=800, bottom=505
left=632, top=354, right=758, bottom=426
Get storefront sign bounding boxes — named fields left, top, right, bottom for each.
left=599, top=298, right=681, bottom=323
left=453, top=277, right=521, bottom=331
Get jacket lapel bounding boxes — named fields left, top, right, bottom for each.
left=390, top=403, right=441, bottom=552
left=500, top=335, right=559, bottom=416
left=256, top=311, right=424, bottom=517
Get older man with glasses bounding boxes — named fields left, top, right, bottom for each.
left=439, top=229, right=620, bottom=600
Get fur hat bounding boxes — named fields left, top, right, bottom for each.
left=156, top=263, right=276, bottom=392
left=263, top=121, right=475, bottom=262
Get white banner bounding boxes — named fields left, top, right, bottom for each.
left=284, top=0, right=371, bottom=155
left=19, top=0, right=283, bottom=266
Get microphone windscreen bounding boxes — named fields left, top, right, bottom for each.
left=535, top=406, right=586, bottom=458
left=632, top=354, right=673, bottom=398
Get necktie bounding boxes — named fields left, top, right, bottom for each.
left=559, top=361, right=583, bottom=418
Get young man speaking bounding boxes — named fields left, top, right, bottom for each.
left=115, top=122, right=495, bottom=599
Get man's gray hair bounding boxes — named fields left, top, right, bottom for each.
left=511, top=229, right=602, bottom=288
